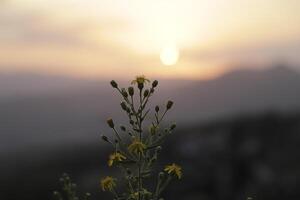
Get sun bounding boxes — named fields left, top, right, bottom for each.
left=160, top=45, right=179, bottom=66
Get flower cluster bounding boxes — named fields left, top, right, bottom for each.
left=100, top=75, right=182, bottom=200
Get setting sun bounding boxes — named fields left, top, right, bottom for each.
left=160, top=45, right=179, bottom=66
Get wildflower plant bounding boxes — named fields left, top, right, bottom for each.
left=100, top=76, right=182, bottom=200
left=53, top=173, right=91, bottom=200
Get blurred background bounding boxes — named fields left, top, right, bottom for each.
left=0, top=0, right=300, bottom=200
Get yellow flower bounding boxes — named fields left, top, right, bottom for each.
left=108, top=152, right=126, bottom=167
left=164, top=163, right=182, bottom=179
left=128, top=138, right=146, bottom=155
left=131, top=75, right=150, bottom=85
left=100, top=176, right=116, bottom=191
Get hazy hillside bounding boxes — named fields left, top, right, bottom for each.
left=1, top=66, right=300, bottom=153
left=174, top=66, right=300, bottom=121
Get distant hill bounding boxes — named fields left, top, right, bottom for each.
left=173, top=65, right=300, bottom=122
left=0, top=66, right=300, bottom=152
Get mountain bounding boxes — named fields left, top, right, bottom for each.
left=0, top=66, right=300, bottom=153
left=173, top=65, right=300, bottom=122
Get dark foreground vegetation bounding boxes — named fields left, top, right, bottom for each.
left=1, top=112, right=300, bottom=200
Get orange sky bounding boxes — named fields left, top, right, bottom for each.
left=0, top=0, right=300, bottom=80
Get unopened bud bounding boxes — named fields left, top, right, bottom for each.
left=170, top=123, right=176, bottom=130
left=138, top=82, right=144, bottom=90
left=128, top=87, right=134, bottom=96
left=120, top=125, right=126, bottom=131
left=166, top=100, right=174, bottom=110
left=107, top=118, right=114, bottom=128
left=155, top=105, right=159, bottom=112
left=152, top=80, right=158, bottom=88
left=120, top=101, right=127, bottom=111
left=143, top=89, right=149, bottom=97
left=101, top=135, right=109, bottom=142
left=150, top=88, right=155, bottom=93
left=121, top=88, right=128, bottom=98
left=110, top=80, right=118, bottom=88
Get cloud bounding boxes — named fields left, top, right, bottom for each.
left=0, top=5, right=153, bottom=79
left=182, top=39, right=300, bottom=67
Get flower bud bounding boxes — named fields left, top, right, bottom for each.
left=128, top=87, right=134, bottom=96
left=110, top=80, right=118, bottom=88
left=143, top=89, right=149, bottom=97
left=138, top=82, right=144, bottom=90
left=120, top=101, right=127, bottom=111
left=150, top=88, right=155, bottom=93
left=120, top=125, right=126, bottom=131
left=170, top=123, right=176, bottom=130
left=155, top=105, right=159, bottom=112
left=107, top=118, right=114, bottom=128
left=101, top=135, right=109, bottom=142
left=166, top=100, right=174, bottom=110
left=152, top=80, right=158, bottom=88
left=121, top=88, right=128, bottom=98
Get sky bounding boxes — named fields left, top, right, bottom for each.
left=0, top=0, right=300, bottom=80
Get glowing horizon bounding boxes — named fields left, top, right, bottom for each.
left=1, top=0, right=300, bottom=80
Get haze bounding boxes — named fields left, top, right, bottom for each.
left=1, top=0, right=300, bottom=79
